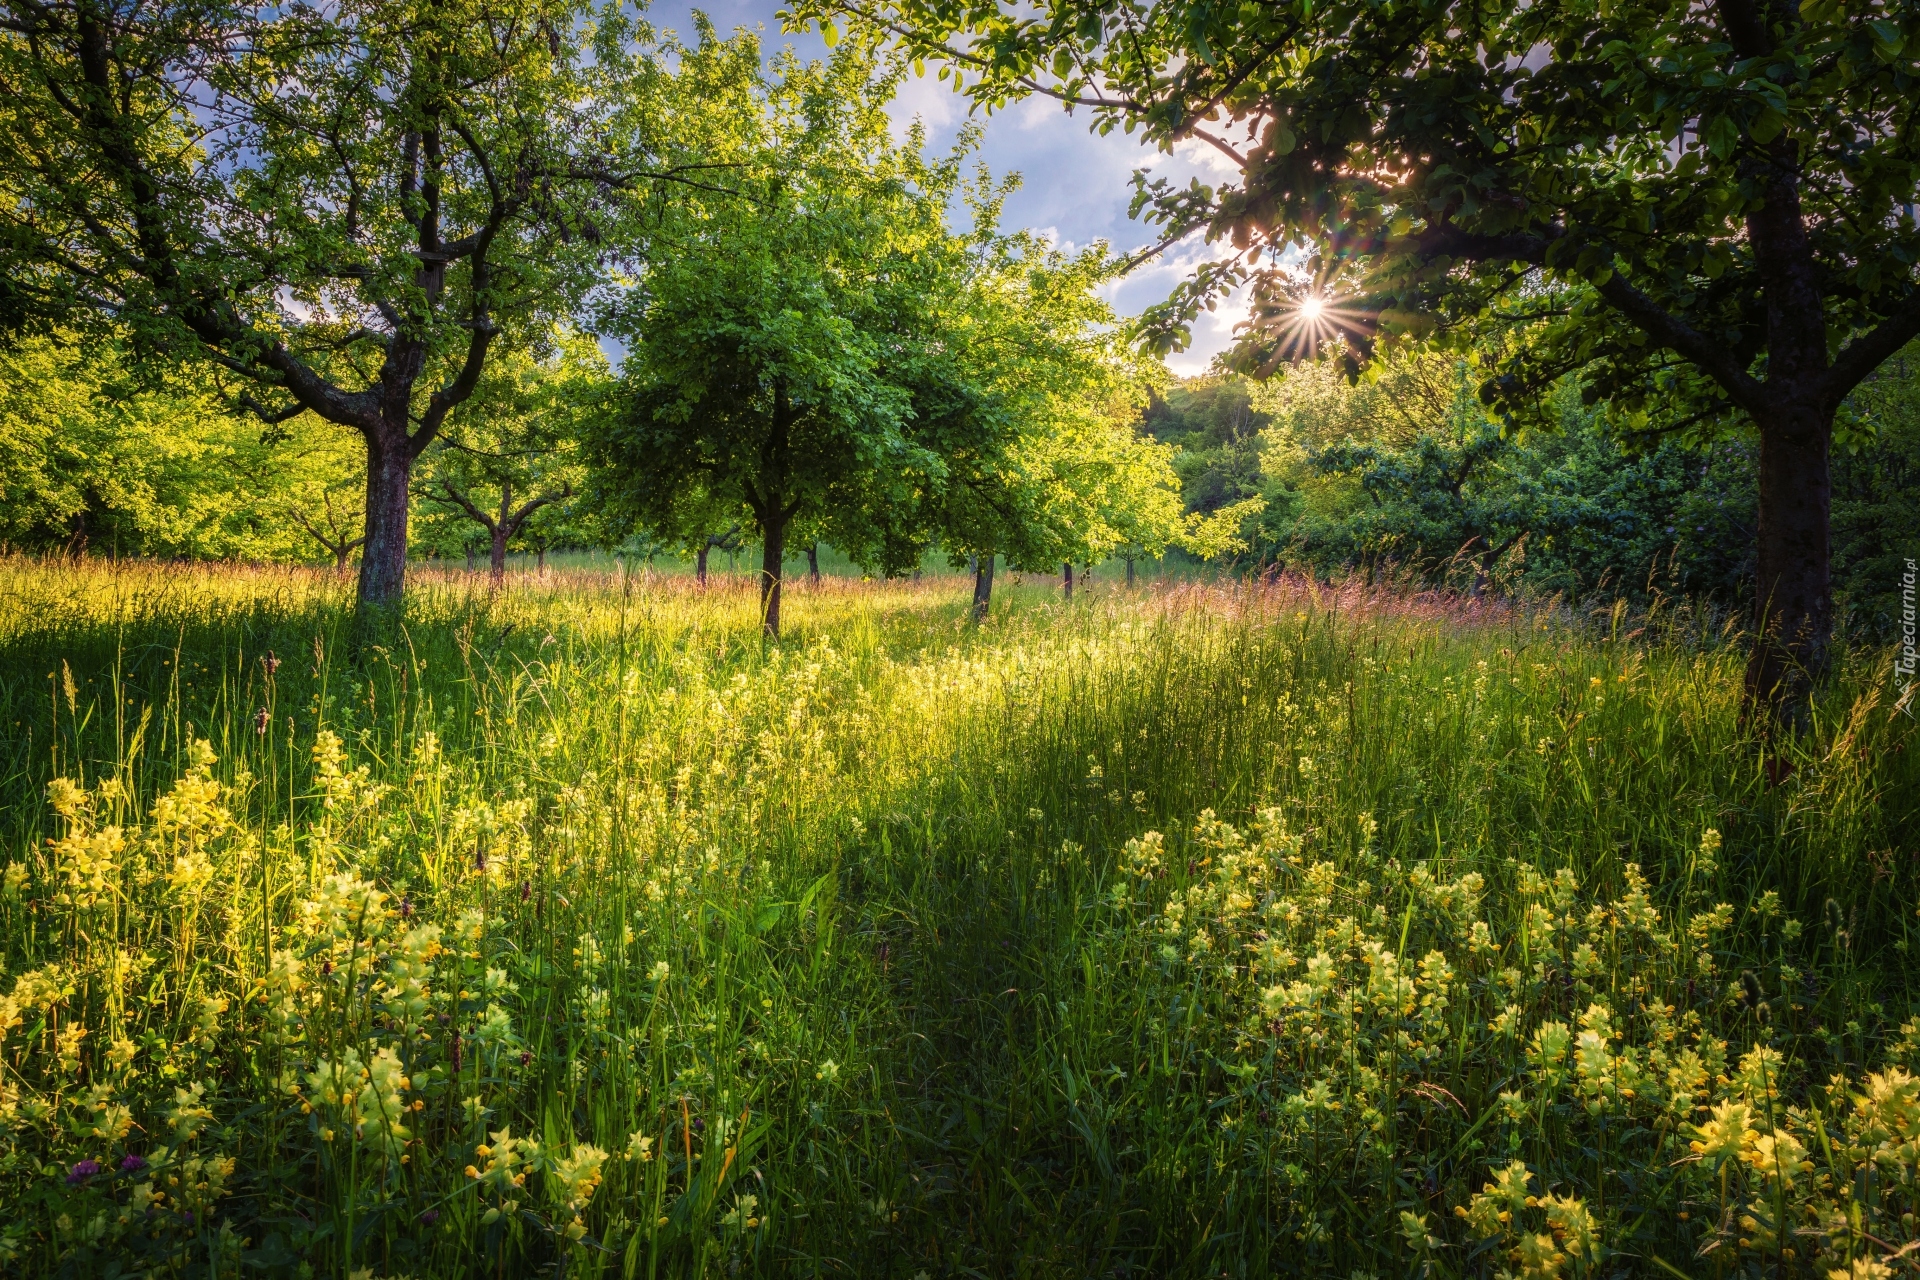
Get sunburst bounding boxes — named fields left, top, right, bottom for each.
left=1248, top=283, right=1368, bottom=371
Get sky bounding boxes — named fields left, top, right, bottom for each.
left=643, top=0, right=1246, bottom=376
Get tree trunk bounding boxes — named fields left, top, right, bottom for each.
left=972, top=552, right=994, bottom=622
left=808, top=542, right=820, bottom=586
left=1125, top=554, right=1135, bottom=587
left=466, top=544, right=476, bottom=572
left=1745, top=406, right=1833, bottom=724
left=489, top=482, right=511, bottom=584
left=1062, top=561, right=1074, bottom=602
left=760, top=510, right=786, bottom=639
left=696, top=546, right=709, bottom=585
left=536, top=545, right=546, bottom=575
left=359, top=435, right=412, bottom=607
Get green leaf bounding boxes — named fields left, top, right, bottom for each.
left=1702, top=114, right=1739, bottom=160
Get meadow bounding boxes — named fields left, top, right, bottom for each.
left=0, top=556, right=1916, bottom=1280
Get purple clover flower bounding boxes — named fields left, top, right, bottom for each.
left=119, top=1154, right=148, bottom=1174
left=66, top=1159, right=102, bottom=1185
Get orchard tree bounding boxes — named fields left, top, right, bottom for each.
left=586, top=44, right=984, bottom=638
left=287, top=461, right=370, bottom=569
left=0, top=0, right=720, bottom=608
left=422, top=332, right=602, bottom=583
left=904, top=227, right=1174, bottom=616
left=794, top=0, right=1920, bottom=723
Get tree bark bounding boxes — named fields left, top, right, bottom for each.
left=359, top=432, right=414, bottom=608
left=490, top=481, right=512, bottom=583
left=808, top=542, right=820, bottom=586
left=1125, top=554, right=1135, bottom=587
left=972, top=552, right=995, bottom=622
left=696, top=545, right=709, bottom=585
left=760, top=508, right=786, bottom=639
left=1745, top=405, right=1833, bottom=722
left=1062, top=561, right=1074, bottom=602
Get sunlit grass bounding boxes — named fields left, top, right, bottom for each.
left=0, top=555, right=1915, bottom=1277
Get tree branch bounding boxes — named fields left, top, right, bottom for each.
left=438, top=479, right=500, bottom=534
left=501, top=483, right=572, bottom=539
left=1593, top=274, right=1768, bottom=415
left=238, top=392, right=308, bottom=425
left=1823, top=303, right=1920, bottom=406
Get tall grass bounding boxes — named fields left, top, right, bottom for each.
left=0, top=555, right=1915, bottom=1278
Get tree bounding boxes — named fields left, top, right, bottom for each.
left=797, top=0, right=1920, bottom=724
left=0, top=0, right=709, bottom=607
left=894, top=226, right=1174, bottom=614
left=421, top=333, right=601, bottom=583
left=587, top=44, right=982, bottom=638
left=289, top=480, right=368, bottom=570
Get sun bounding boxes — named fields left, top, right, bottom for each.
left=1297, top=296, right=1325, bottom=321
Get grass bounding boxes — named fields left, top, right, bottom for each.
left=0, top=555, right=1916, bottom=1279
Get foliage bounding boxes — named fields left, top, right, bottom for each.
left=0, top=0, right=704, bottom=604
left=587, top=40, right=1180, bottom=626
left=0, top=335, right=359, bottom=561
left=1143, top=378, right=1271, bottom=517
left=588, top=43, right=962, bottom=632
left=796, top=0, right=1920, bottom=712
left=1833, top=346, right=1920, bottom=640
left=0, top=558, right=1914, bottom=1276
left=416, top=332, right=606, bottom=575
left=1244, top=345, right=1920, bottom=631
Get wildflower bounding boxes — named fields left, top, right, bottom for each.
left=47, top=776, right=87, bottom=818
left=1123, top=831, right=1164, bottom=877
left=474, top=1128, right=525, bottom=1192
left=47, top=1021, right=85, bottom=1075
left=164, top=1082, right=214, bottom=1140
left=625, top=1131, right=654, bottom=1162
left=1743, top=1130, right=1810, bottom=1190
left=1689, top=1100, right=1756, bottom=1166
left=1530, top=1022, right=1571, bottom=1075
left=1540, top=1192, right=1600, bottom=1266
left=1512, top=1230, right=1565, bottom=1279
left=299, top=872, right=389, bottom=943
left=816, top=1059, right=839, bottom=1083
left=66, top=1159, right=102, bottom=1185
left=1, top=864, right=25, bottom=897
left=381, top=924, right=443, bottom=1027
left=75, top=1083, right=132, bottom=1142
left=650, top=961, right=670, bottom=983
left=547, top=1144, right=607, bottom=1213
left=118, top=1154, right=146, bottom=1174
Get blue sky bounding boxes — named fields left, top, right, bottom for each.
left=644, top=0, right=1245, bottom=376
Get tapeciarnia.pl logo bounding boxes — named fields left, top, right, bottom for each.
left=1900, top=557, right=1917, bottom=716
